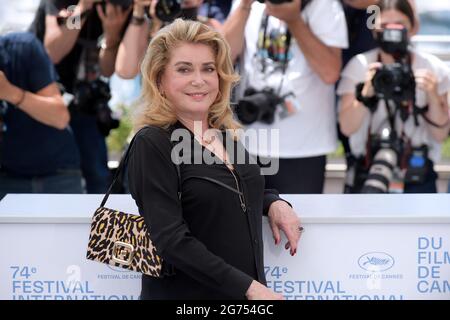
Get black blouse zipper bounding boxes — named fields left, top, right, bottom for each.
left=227, top=167, right=247, bottom=213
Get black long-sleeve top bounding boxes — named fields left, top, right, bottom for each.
left=128, top=122, right=285, bottom=300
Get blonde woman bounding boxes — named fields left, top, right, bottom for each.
left=127, top=19, right=302, bottom=300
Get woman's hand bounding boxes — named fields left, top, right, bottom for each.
left=146, top=0, right=163, bottom=37
left=268, top=200, right=302, bottom=256
left=415, top=69, right=440, bottom=101
left=246, top=280, right=284, bottom=300
left=240, top=0, right=255, bottom=10
left=361, top=62, right=382, bottom=98
left=415, top=68, right=450, bottom=141
left=265, top=0, right=302, bottom=24
left=97, top=2, right=132, bottom=46
left=132, top=0, right=152, bottom=17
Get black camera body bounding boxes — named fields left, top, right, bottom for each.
left=372, top=25, right=415, bottom=104
left=256, top=0, right=312, bottom=8
left=155, top=0, right=183, bottom=22
left=107, top=0, right=133, bottom=8
left=372, top=62, right=415, bottom=103
left=70, top=79, right=119, bottom=136
left=236, top=87, right=283, bottom=125
left=257, top=0, right=293, bottom=3
left=376, top=25, right=409, bottom=56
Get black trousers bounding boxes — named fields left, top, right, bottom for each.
left=260, top=156, right=326, bottom=194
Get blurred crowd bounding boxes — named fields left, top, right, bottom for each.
left=0, top=0, right=449, bottom=199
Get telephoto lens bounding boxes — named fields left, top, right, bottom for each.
left=361, top=148, right=398, bottom=193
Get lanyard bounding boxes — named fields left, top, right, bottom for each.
left=257, top=13, right=292, bottom=77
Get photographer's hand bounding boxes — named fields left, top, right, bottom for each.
left=241, top=0, right=255, bottom=10
left=147, top=0, right=163, bottom=37
left=132, top=0, right=152, bottom=18
left=415, top=69, right=439, bottom=101
left=97, top=2, right=132, bottom=77
left=282, top=0, right=342, bottom=84
left=338, top=63, right=381, bottom=137
left=97, top=2, right=131, bottom=48
left=265, top=0, right=301, bottom=24
left=415, top=69, right=450, bottom=142
left=362, top=62, right=382, bottom=98
left=43, top=0, right=97, bottom=64
left=116, top=0, right=156, bottom=79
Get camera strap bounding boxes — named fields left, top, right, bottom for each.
left=413, top=105, right=450, bottom=128
left=257, top=13, right=292, bottom=94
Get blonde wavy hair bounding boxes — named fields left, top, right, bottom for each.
left=133, top=19, right=241, bottom=134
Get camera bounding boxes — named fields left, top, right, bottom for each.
left=154, top=0, right=209, bottom=22
left=56, top=0, right=133, bottom=26
left=376, top=24, right=409, bottom=56
left=155, top=0, right=182, bottom=22
left=361, top=148, right=398, bottom=193
left=256, top=0, right=312, bottom=7
left=107, top=0, right=133, bottom=8
left=372, top=24, right=415, bottom=104
left=360, top=132, right=429, bottom=193
left=257, top=0, right=293, bottom=3
left=361, top=129, right=403, bottom=193
left=236, top=87, right=283, bottom=125
left=70, top=79, right=119, bottom=137
left=372, top=63, right=415, bottom=103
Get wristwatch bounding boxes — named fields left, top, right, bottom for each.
left=130, top=15, right=146, bottom=26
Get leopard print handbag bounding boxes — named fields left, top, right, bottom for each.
left=86, top=206, right=163, bottom=277
left=86, top=127, right=181, bottom=277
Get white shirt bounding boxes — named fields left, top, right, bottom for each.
left=337, top=48, right=450, bottom=163
left=233, top=0, right=348, bottom=158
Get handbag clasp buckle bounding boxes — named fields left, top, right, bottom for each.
left=112, top=241, right=135, bottom=266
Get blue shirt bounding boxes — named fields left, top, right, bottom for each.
left=0, top=32, right=80, bottom=177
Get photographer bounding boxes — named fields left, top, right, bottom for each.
left=29, top=0, right=130, bottom=193
left=0, top=32, right=82, bottom=199
left=223, top=0, right=348, bottom=194
left=115, top=0, right=222, bottom=80
left=338, top=0, right=450, bottom=193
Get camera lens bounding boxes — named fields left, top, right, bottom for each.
left=361, top=148, right=397, bottom=193
left=155, top=0, right=182, bottom=22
